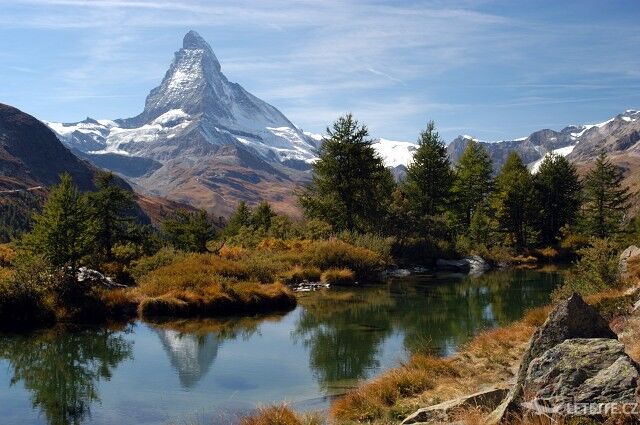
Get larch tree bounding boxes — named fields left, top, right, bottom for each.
left=23, top=173, right=95, bottom=270
left=403, top=121, right=453, bottom=229
left=534, top=154, right=582, bottom=245
left=299, top=114, right=395, bottom=233
left=491, top=152, right=536, bottom=248
left=452, top=139, right=493, bottom=229
left=582, top=152, right=631, bottom=238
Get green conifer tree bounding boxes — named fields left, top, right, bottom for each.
left=22, top=173, right=95, bottom=270
left=534, top=154, right=582, bottom=245
left=403, top=121, right=453, bottom=224
left=452, top=140, right=493, bottom=228
left=299, top=114, right=395, bottom=233
left=491, top=152, right=536, bottom=248
left=162, top=209, right=213, bottom=253
left=88, top=172, right=134, bottom=260
left=582, top=152, right=631, bottom=238
left=224, top=201, right=252, bottom=236
left=251, top=201, right=276, bottom=231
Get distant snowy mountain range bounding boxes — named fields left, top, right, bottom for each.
left=45, top=31, right=640, bottom=215
left=447, top=109, right=640, bottom=173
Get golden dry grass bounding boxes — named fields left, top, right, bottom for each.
left=320, top=268, right=355, bottom=285
left=239, top=405, right=323, bottom=425
left=279, top=265, right=322, bottom=285
left=329, top=286, right=640, bottom=425
left=331, top=317, right=537, bottom=423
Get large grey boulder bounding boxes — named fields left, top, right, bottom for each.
left=402, top=387, right=509, bottom=424
left=620, top=245, right=640, bottom=277
left=522, top=338, right=639, bottom=414
left=516, top=293, right=617, bottom=384
left=486, top=293, right=618, bottom=424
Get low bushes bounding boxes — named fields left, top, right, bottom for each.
left=0, top=276, right=54, bottom=329
left=0, top=237, right=389, bottom=329
left=302, top=239, right=386, bottom=279
left=552, top=238, right=622, bottom=301
left=279, top=265, right=321, bottom=285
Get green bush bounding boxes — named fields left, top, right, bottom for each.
left=0, top=254, right=55, bottom=329
left=130, top=247, right=184, bottom=281
left=339, top=231, right=393, bottom=260
left=552, top=238, right=622, bottom=301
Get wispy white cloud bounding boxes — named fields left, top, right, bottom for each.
left=1, top=0, right=639, bottom=140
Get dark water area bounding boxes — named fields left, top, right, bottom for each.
left=0, top=269, right=562, bottom=424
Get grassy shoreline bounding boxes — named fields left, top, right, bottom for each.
left=241, top=283, right=640, bottom=425
left=0, top=238, right=390, bottom=332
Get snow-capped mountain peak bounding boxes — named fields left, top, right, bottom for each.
left=48, top=30, right=320, bottom=168
left=448, top=109, right=640, bottom=174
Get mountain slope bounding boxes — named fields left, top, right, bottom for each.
left=48, top=31, right=318, bottom=216
left=447, top=110, right=640, bottom=214
left=0, top=103, right=97, bottom=191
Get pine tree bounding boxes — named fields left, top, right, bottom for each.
left=299, top=114, right=395, bottom=233
left=22, top=173, right=95, bottom=270
left=162, top=209, right=213, bottom=253
left=403, top=121, right=453, bottom=222
left=89, top=172, right=134, bottom=260
left=491, top=152, right=536, bottom=248
left=387, top=187, right=415, bottom=244
left=224, top=201, right=252, bottom=236
left=452, top=140, right=493, bottom=228
left=582, top=153, right=631, bottom=238
left=534, top=154, right=582, bottom=245
left=251, top=201, right=276, bottom=231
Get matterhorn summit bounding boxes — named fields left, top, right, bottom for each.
left=47, top=31, right=320, bottom=216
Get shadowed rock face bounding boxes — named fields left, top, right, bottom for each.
left=0, top=103, right=97, bottom=191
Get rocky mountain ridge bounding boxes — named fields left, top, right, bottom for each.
left=48, top=31, right=319, bottom=216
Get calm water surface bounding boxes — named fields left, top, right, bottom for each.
left=0, top=269, right=562, bottom=425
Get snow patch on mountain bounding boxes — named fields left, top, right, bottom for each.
left=371, top=138, right=418, bottom=168
left=528, top=144, right=576, bottom=173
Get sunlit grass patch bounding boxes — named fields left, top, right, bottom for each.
left=320, top=268, right=355, bottom=286
left=240, top=404, right=323, bottom=425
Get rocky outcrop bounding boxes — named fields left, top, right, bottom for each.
left=620, top=245, right=640, bottom=277
left=402, top=387, right=508, bottom=424
left=486, top=293, right=622, bottom=424
left=516, top=293, right=617, bottom=383
left=521, top=338, right=639, bottom=416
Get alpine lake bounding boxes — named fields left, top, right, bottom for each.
left=0, top=268, right=562, bottom=425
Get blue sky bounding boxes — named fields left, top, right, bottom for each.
left=1, top=0, right=639, bottom=142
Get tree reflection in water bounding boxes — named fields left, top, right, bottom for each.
left=294, top=269, right=560, bottom=391
left=0, top=325, right=132, bottom=425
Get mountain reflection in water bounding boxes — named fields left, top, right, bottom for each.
left=0, top=269, right=562, bottom=425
